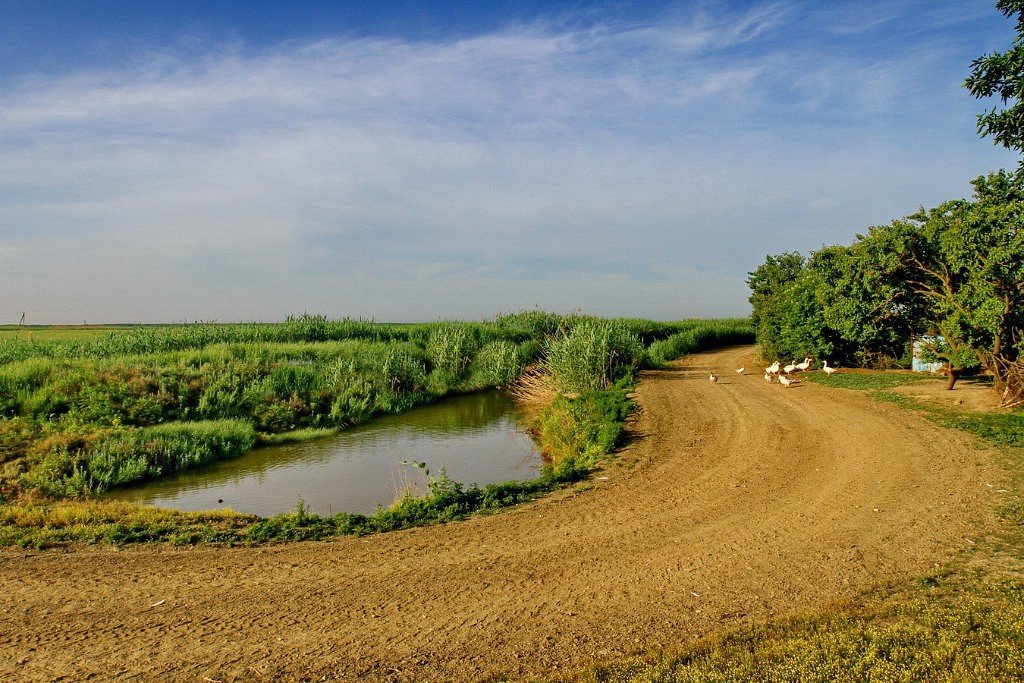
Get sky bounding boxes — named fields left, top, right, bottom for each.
left=0, top=0, right=1019, bottom=324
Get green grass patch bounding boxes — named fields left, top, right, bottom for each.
left=22, top=420, right=257, bottom=497
left=643, top=321, right=756, bottom=367
left=256, top=427, right=338, bottom=446
left=535, top=383, right=635, bottom=472
left=871, top=391, right=1024, bottom=450
left=803, top=372, right=937, bottom=391
left=0, top=499, right=256, bottom=548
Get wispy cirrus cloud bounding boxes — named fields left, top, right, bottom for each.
left=0, top=1, right=1015, bottom=323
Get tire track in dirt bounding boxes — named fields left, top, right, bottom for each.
left=0, top=346, right=999, bottom=682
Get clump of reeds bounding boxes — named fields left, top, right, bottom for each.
left=644, top=320, right=755, bottom=367
left=23, top=420, right=256, bottom=496
left=543, top=319, right=643, bottom=394
left=510, top=363, right=559, bottom=409
left=466, top=340, right=526, bottom=390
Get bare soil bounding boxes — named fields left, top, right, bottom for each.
left=892, top=374, right=1000, bottom=412
left=0, top=347, right=1003, bottom=682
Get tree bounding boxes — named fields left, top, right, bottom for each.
left=747, top=252, right=806, bottom=361
left=860, top=171, right=1024, bottom=395
left=810, top=243, right=925, bottom=367
left=965, top=1, right=1024, bottom=154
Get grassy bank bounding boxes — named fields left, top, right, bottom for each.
left=576, top=367, right=1024, bottom=683
left=0, top=314, right=754, bottom=547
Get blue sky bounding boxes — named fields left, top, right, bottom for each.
left=0, top=1, right=1018, bottom=323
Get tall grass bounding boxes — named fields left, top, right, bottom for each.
left=23, top=420, right=256, bottom=497
left=0, top=324, right=539, bottom=498
left=1, top=313, right=755, bottom=541
left=643, top=319, right=755, bottom=366
left=544, top=320, right=644, bottom=394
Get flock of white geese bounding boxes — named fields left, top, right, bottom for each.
left=708, top=357, right=838, bottom=387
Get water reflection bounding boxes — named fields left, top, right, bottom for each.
left=107, top=391, right=540, bottom=517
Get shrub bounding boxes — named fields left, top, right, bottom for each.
left=425, top=324, right=480, bottom=391
left=536, top=385, right=634, bottom=473
left=544, top=320, right=643, bottom=394
left=465, top=341, right=524, bottom=389
left=23, top=420, right=256, bottom=496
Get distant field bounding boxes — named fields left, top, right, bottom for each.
left=0, top=325, right=142, bottom=340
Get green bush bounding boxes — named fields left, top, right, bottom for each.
left=537, top=384, right=635, bottom=473
left=544, top=320, right=643, bottom=393
left=23, top=420, right=256, bottom=496
left=425, top=324, right=480, bottom=391
left=465, top=340, right=524, bottom=389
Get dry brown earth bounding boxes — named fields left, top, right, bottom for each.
left=0, top=346, right=1002, bottom=682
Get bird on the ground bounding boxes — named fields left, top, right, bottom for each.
left=783, top=360, right=798, bottom=374
left=765, top=361, right=781, bottom=375
left=736, top=367, right=745, bottom=374
left=709, top=371, right=718, bottom=383
left=779, top=375, right=798, bottom=387
left=822, top=359, right=838, bottom=375
left=795, top=357, right=813, bottom=372
left=764, top=372, right=773, bottom=383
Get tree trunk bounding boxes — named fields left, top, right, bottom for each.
left=944, top=367, right=961, bottom=391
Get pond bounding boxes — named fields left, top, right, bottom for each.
left=106, top=391, right=541, bottom=517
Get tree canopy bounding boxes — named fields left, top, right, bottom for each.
left=748, top=171, right=1024, bottom=400
left=965, top=1, right=1024, bottom=153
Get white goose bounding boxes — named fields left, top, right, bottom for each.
left=779, top=374, right=798, bottom=387
left=736, top=367, right=745, bottom=374
left=763, top=371, right=773, bottom=383
left=822, top=359, right=838, bottom=375
left=783, top=360, right=798, bottom=374
left=709, top=371, right=718, bottom=384
left=795, top=357, right=813, bottom=372
left=765, top=360, right=781, bottom=375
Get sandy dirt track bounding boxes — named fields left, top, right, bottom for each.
left=0, top=346, right=999, bottom=682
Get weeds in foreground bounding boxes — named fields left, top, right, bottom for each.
left=582, top=570, right=1024, bottom=683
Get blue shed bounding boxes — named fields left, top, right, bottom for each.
left=912, top=337, right=946, bottom=373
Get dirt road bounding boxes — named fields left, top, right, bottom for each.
left=0, top=347, right=999, bottom=682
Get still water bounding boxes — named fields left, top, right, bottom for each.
left=107, top=391, right=541, bottom=517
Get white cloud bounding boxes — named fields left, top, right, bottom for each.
left=0, top=2, right=1016, bottom=323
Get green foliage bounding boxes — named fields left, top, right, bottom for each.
left=544, top=320, right=643, bottom=394
left=22, top=420, right=256, bottom=497
left=644, top=320, right=756, bottom=367
left=536, top=385, right=635, bottom=473
left=965, top=1, right=1024, bottom=154
left=749, top=170, right=1024, bottom=383
left=747, top=252, right=814, bottom=363
left=244, top=467, right=580, bottom=543
left=811, top=242, right=925, bottom=366
left=803, top=372, right=933, bottom=392
left=493, top=310, right=566, bottom=339
left=876, top=171, right=1024, bottom=381
left=425, top=324, right=481, bottom=391
left=465, top=340, right=526, bottom=389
